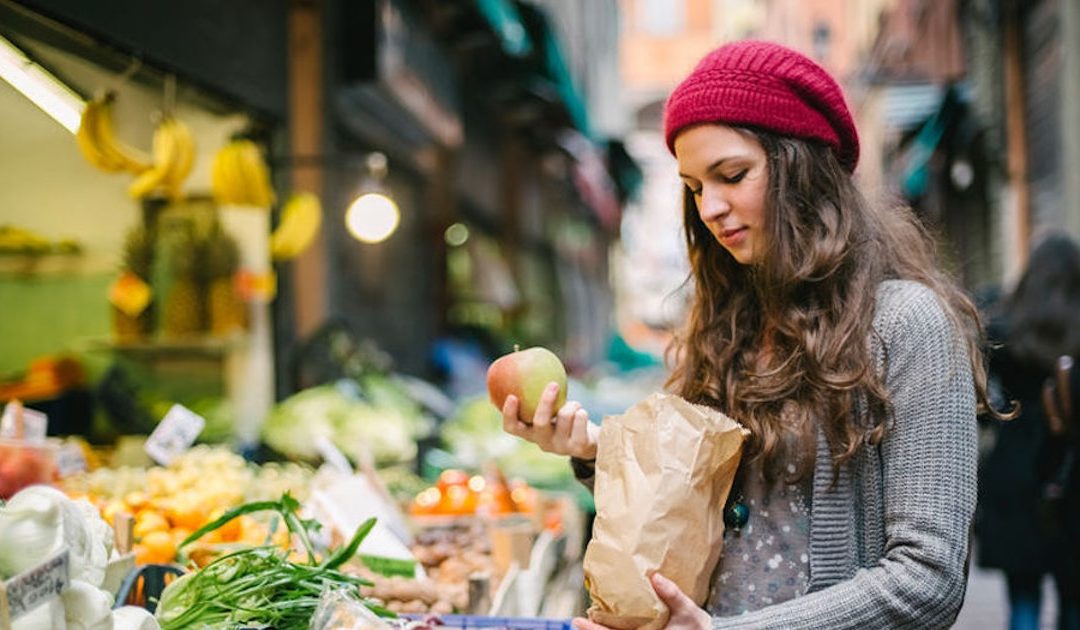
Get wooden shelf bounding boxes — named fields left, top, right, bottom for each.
left=83, top=333, right=247, bottom=359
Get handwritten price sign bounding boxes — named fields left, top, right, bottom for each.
left=0, top=548, right=69, bottom=628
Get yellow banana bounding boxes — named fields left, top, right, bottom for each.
left=210, top=144, right=232, bottom=204
left=210, top=139, right=275, bottom=207
left=128, top=116, right=182, bottom=199
left=162, top=118, right=195, bottom=198
left=235, top=140, right=276, bottom=208
left=91, top=96, right=151, bottom=174
left=75, top=101, right=120, bottom=172
left=223, top=143, right=251, bottom=205
left=212, top=142, right=245, bottom=205
left=76, top=96, right=152, bottom=175
left=270, top=193, right=322, bottom=260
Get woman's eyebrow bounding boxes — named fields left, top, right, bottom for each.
left=679, top=155, right=751, bottom=179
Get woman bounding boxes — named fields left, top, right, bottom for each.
left=500, top=40, right=1004, bottom=628
left=977, top=233, right=1080, bottom=630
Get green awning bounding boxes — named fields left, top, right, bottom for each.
left=475, top=0, right=532, bottom=57
left=537, top=19, right=590, bottom=137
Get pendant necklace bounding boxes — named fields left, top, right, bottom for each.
left=723, top=473, right=750, bottom=533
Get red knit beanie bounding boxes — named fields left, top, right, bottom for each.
left=663, top=40, right=860, bottom=172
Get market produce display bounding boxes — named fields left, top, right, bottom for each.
left=155, top=494, right=386, bottom=629
left=409, top=469, right=536, bottom=519
left=0, top=485, right=162, bottom=629
left=62, top=445, right=313, bottom=564
left=439, top=397, right=575, bottom=490
left=262, top=379, right=429, bottom=466
left=0, top=225, right=81, bottom=256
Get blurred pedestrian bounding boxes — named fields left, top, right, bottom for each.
left=500, top=40, right=1007, bottom=628
left=977, top=232, right=1080, bottom=630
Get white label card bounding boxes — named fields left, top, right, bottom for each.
left=0, top=405, right=47, bottom=442
left=56, top=443, right=88, bottom=477
left=144, top=404, right=205, bottom=466
left=0, top=547, right=69, bottom=626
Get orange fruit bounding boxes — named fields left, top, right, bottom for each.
left=135, top=530, right=176, bottom=564
left=165, top=499, right=207, bottom=532
left=133, top=510, right=170, bottom=539
left=205, top=507, right=241, bottom=542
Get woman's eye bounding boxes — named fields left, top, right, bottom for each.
left=722, top=170, right=748, bottom=184
left=686, top=184, right=702, bottom=196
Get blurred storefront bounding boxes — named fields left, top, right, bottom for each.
left=1, top=0, right=639, bottom=447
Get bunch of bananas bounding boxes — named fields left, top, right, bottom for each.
left=270, top=193, right=322, bottom=261
left=128, top=116, right=196, bottom=200
left=211, top=139, right=276, bottom=208
left=75, top=94, right=152, bottom=175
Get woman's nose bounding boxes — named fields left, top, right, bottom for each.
left=698, top=188, right=730, bottom=221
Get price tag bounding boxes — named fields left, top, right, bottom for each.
left=0, top=547, right=69, bottom=627
left=55, top=443, right=88, bottom=477
left=0, top=404, right=47, bottom=442
left=144, top=404, right=205, bottom=466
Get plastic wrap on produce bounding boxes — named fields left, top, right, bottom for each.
left=310, top=588, right=394, bottom=630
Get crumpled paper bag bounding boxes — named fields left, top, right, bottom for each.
left=583, top=392, right=749, bottom=630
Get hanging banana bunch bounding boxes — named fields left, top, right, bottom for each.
left=127, top=115, right=196, bottom=200
left=270, top=192, right=322, bottom=261
left=75, top=93, right=152, bottom=175
left=210, top=138, right=276, bottom=208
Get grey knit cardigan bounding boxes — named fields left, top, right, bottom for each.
left=579, top=280, right=979, bottom=629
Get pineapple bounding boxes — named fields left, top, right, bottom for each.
left=204, top=225, right=246, bottom=335
left=160, top=228, right=204, bottom=337
left=112, top=224, right=155, bottom=341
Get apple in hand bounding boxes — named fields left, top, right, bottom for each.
left=487, top=346, right=567, bottom=424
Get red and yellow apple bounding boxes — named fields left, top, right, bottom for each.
left=487, top=346, right=567, bottom=424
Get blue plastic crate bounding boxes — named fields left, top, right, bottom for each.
left=402, top=614, right=573, bottom=630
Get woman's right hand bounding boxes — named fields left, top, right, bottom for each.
left=501, top=382, right=599, bottom=460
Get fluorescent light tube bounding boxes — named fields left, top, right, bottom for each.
left=0, top=33, right=84, bottom=133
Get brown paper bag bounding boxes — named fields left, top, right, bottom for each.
left=583, top=392, right=749, bottom=630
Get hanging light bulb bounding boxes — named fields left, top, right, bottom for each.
left=345, top=152, right=400, bottom=243
left=346, top=192, right=399, bottom=243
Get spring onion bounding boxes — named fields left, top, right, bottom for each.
left=157, top=494, right=388, bottom=629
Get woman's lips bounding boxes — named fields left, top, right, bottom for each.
left=718, top=226, right=747, bottom=246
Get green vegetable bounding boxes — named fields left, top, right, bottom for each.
left=179, top=493, right=319, bottom=564
left=262, top=383, right=426, bottom=466
left=158, top=494, right=387, bottom=629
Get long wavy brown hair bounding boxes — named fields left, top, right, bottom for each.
left=666, top=128, right=1004, bottom=483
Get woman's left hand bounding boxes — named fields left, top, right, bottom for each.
left=572, top=573, right=710, bottom=630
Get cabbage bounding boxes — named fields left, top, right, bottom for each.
left=62, top=580, right=114, bottom=630
left=0, top=486, right=112, bottom=587
left=262, top=383, right=424, bottom=465
left=12, top=599, right=64, bottom=630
